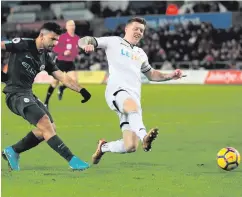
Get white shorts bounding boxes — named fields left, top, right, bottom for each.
left=105, top=88, right=143, bottom=131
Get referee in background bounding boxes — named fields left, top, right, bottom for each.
left=44, top=20, right=80, bottom=108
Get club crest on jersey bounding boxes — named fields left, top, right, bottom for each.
left=24, top=98, right=30, bottom=103
left=40, top=65, right=45, bottom=71
left=120, top=49, right=140, bottom=61
left=12, top=38, right=21, bottom=43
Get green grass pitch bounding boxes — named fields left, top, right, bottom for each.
left=1, top=84, right=242, bottom=197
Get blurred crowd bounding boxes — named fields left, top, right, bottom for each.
left=2, top=1, right=241, bottom=23
left=2, top=22, right=242, bottom=70
left=77, top=22, right=242, bottom=70
left=2, top=1, right=242, bottom=27
left=2, top=1, right=242, bottom=70
left=90, top=1, right=167, bottom=18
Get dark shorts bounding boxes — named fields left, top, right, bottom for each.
left=5, top=92, right=54, bottom=126
left=56, top=60, right=75, bottom=72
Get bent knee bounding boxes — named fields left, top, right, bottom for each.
left=39, top=114, right=51, bottom=123
left=37, top=115, right=56, bottom=141
left=37, top=115, right=52, bottom=130
left=124, top=143, right=138, bottom=153
left=123, top=98, right=138, bottom=113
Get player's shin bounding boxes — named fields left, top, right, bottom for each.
left=12, top=131, right=44, bottom=154
left=127, top=112, right=147, bottom=141
left=101, top=139, right=127, bottom=153
left=47, top=135, right=74, bottom=162
left=37, top=115, right=74, bottom=162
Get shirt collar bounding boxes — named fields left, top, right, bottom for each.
left=123, top=38, right=135, bottom=49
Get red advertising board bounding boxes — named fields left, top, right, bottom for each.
left=205, top=70, right=242, bottom=84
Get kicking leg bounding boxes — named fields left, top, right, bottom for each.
left=9, top=100, right=59, bottom=155
left=37, top=97, right=89, bottom=170
left=3, top=103, right=89, bottom=171
left=10, top=122, right=56, bottom=155
left=36, top=115, right=89, bottom=170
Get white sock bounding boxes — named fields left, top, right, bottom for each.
left=101, top=139, right=127, bottom=153
left=135, top=128, right=147, bottom=142
left=128, top=112, right=147, bottom=141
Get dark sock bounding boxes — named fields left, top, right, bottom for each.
left=12, top=131, right=44, bottom=154
left=44, top=85, right=55, bottom=104
left=47, top=135, right=74, bottom=162
left=59, top=85, right=67, bottom=92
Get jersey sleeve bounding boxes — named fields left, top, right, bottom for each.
left=4, top=38, right=29, bottom=52
left=141, top=51, right=152, bottom=73
left=45, top=53, right=59, bottom=75
left=94, top=37, right=111, bottom=49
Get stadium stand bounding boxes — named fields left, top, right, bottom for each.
left=1, top=1, right=242, bottom=71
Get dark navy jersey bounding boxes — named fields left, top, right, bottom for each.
left=3, top=38, right=59, bottom=94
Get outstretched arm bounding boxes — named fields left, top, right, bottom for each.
left=78, top=36, right=110, bottom=53
left=1, top=38, right=28, bottom=52
left=144, top=68, right=183, bottom=82
left=141, top=53, right=183, bottom=82
left=52, top=70, right=91, bottom=103
left=78, top=36, right=97, bottom=48
left=78, top=36, right=97, bottom=53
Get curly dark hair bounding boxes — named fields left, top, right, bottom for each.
left=40, top=22, right=62, bottom=35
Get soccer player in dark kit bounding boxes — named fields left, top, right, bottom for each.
left=1, top=22, right=91, bottom=171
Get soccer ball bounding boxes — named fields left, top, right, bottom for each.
left=217, top=147, right=240, bottom=171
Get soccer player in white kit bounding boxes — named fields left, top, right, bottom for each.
left=78, top=17, right=183, bottom=164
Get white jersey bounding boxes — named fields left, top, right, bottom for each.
left=95, top=36, right=152, bottom=98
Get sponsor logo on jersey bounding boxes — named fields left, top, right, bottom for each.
left=120, top=48, right=141, bottom=61
left=22, top=62, right=37, bottom=76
